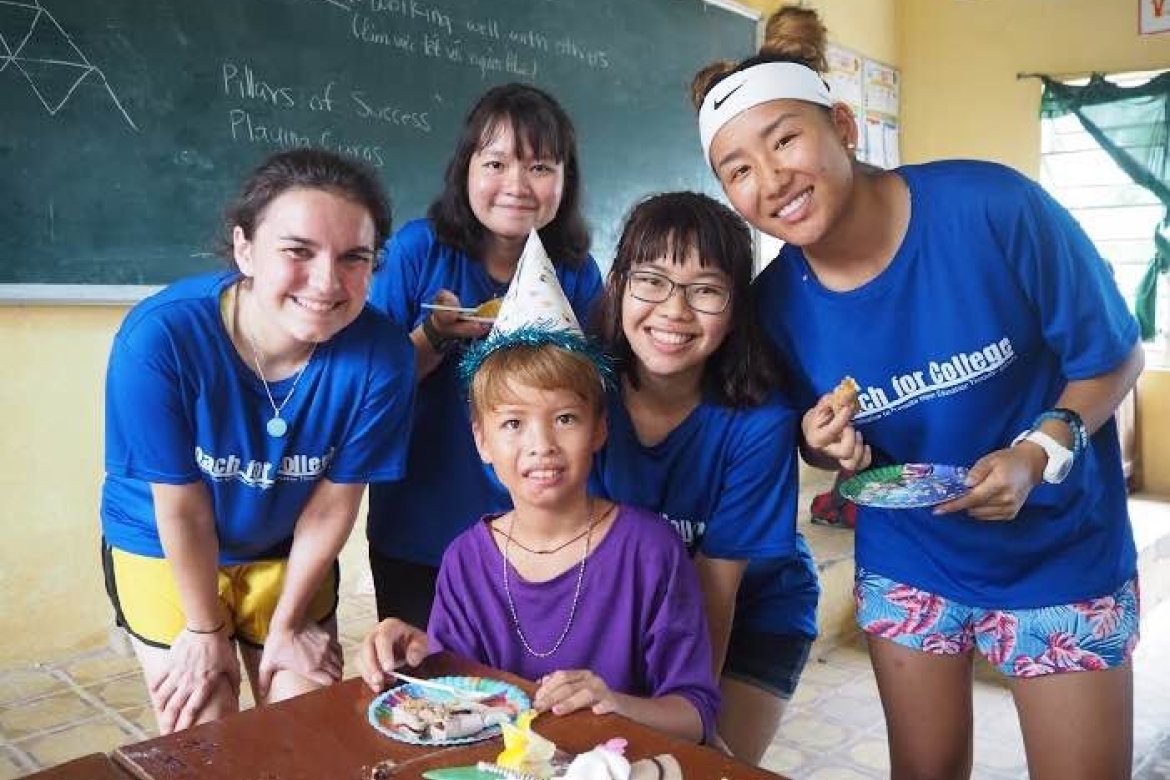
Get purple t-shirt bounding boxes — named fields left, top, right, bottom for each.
left=428, top=504, right=720, bottom=741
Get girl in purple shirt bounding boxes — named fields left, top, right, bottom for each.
left=360, top=342, right=720, bottom=743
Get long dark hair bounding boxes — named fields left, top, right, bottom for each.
left=221, top=148, right=391, bottom=268
left=594, top=192, right=783, bottom=407
left=427, top=83, right=590, bottom=266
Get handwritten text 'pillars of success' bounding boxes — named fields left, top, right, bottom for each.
left=222, top=59, right=427, bottom=167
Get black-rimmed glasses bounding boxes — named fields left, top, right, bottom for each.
left=626, top=269, right=731, bottom=314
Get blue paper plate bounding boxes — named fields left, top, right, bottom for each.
left=368, top=675, right=530, bottom=746
left=839, top=463, right=970, bottom=509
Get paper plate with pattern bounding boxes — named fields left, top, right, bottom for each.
left=839, top=463, right=970, bottom=509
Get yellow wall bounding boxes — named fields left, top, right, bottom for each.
left=899, top=0, right=1170, bottom=177
left=1139, top=369, right=1170, bottom=496
left=0, top=303, right=373, bottom=666
left=0, top=307, right=120, bottom=664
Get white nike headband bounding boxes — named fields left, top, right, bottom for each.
left=698, top=61, right=833, bottom=164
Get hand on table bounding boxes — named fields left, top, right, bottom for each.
left=358, top=618, right=430, bottom=692
left=534, top=670, right=622, bottom=717
left=153, top=627, right=240, bottom=733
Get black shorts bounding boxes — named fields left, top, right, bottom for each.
left=722, top=626, right=813, bottom=699
left=368, top=548, right=439, bottom=628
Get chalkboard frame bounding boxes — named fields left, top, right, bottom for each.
left=1, top=0, right=762, bottom=304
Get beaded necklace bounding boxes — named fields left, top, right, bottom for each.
left=501, top=501, right=596, bottom=659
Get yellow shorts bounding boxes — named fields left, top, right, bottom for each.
left=102, top=544, right=338, bottom=648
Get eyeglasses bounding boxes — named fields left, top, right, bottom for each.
left=626, top=269, right=731, bottom=315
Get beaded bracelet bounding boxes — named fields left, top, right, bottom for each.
left=1034, top=408, right=1087, bottom=458
left=421, top=315, right=458, bottom=354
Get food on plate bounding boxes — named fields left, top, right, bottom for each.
left=388, top=691, right=516, bottom=741
left=829, top=375, right=860, bottom=415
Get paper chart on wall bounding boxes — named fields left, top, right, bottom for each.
left=863, top=58, right=899, bottom=117
left=825, top=44, right=900, bottom=169
left=862, top=57, right=900, bottom=169
left=826, top=45, right=864, bottom=111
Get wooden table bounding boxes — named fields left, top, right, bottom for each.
left=21, top=753, right=132, bottom=780
left=111, top=652, right=789, bottom=780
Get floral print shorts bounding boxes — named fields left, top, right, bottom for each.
left=854, top=568, right=1140, bottom=677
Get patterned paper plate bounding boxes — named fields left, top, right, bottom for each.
left=839, top=463, right=971, bottom=509
left=368, top=675, right=529, bottom=746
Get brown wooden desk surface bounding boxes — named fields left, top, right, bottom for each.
left=22, top=753, right=132, bottom=780
left=112, top=653, right=788, bottom=780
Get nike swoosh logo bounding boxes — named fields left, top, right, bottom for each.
left=713, top=83, right=744, bottom=110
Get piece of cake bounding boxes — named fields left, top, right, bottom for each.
left=474, top=298, right=503, bottom=318
left=829, top=376, right=860, bottom=416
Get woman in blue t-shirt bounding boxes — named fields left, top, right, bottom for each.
left=591, top=192, right=819, bottom=763
left=366, top=83, right=602, bottom=628
left=101, top=149, right=414, bottom=734
left=689, top=6, right=1144, bottom=780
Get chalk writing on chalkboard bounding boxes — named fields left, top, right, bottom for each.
left=1, top=0, right=758, bottom=294
left=0, top=0, right=137, bottom=129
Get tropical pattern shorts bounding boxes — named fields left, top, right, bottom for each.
left=854, top=568, right=1140, bottom=678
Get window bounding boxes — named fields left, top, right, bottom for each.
left=1040, top=69, right=1169, bottom=365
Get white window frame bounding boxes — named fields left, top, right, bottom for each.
left=1039, top=69, right=1169, bottom=368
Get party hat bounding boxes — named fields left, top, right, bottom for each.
left=459, top=229, right=611, bottom=385
left=490, top=229, right=582, bottom=336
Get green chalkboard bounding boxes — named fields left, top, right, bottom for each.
left=0, top=0, right=756, bottom=293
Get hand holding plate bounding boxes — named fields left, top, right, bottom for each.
left=933, top=447, right=1041, bottom=520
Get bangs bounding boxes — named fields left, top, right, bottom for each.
left=478, top=110, right=567, bottom=163
left=614, top=193, right=749, bottom=280
left=470, top=345, right=603, bottom=419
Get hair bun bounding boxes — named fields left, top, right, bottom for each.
left=761, top=4, right=828, bottom=74
left=690, top=59, right=737, bottom=110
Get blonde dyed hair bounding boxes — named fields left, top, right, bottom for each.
left=690, top=4, right=829, bottom=110
left=469, top=344, right=604, bottom=422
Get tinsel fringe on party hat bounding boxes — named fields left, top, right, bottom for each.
left=458, top=321, right=615, bottom=389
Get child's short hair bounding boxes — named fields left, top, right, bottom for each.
left=469, top=344, right=604, bottom=422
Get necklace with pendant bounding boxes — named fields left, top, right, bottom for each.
left=501, top=500, right=596, bottom=659
left=244, top=324, right=315, bottom=439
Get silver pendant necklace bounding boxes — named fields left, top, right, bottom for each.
left=243, top=320, right=315, bottom=439
left=501, top=500, right=596, bottom=659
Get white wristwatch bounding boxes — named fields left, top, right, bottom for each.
left=1011, top=429, right=1074, bottom=484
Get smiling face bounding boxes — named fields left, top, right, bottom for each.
left=233, top=187, right=377, bottom=360
left=709, top=99, right=856, bottom=250
left=473, top=381, right=606, bottom=513
left=621, top=247, right=733, bottom=389
left=467, top=121, right=565, bottom=246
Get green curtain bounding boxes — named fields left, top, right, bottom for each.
left=1041, top=72, right=1170, bottom=341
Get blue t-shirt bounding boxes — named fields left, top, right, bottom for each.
left=102, top=270, right=415, bottom=563
left=366, top=219, right=603, bottom=565
left=591, top=391, right=819, bottom=638
left=755, top=160, right=1138, bottom=609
